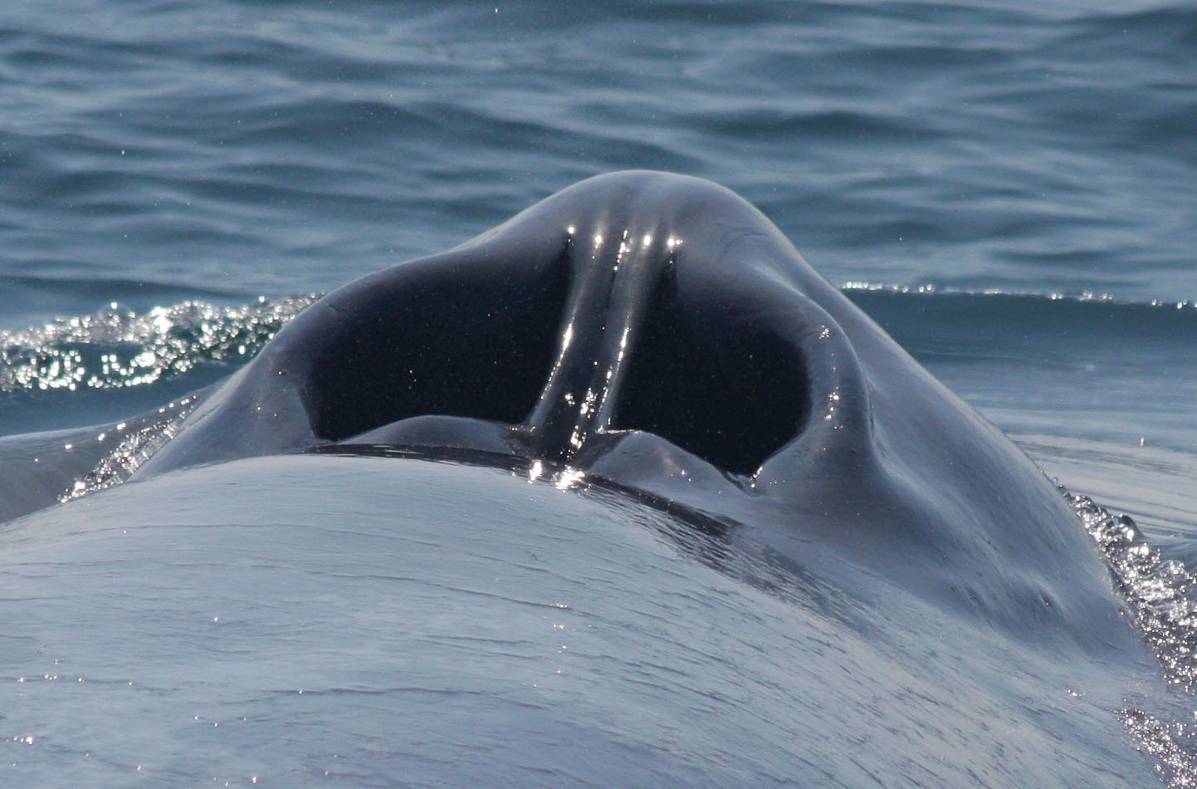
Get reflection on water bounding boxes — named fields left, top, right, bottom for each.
left=0, top=297, right=316, bottom=393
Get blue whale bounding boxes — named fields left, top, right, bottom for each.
left=0, top=172, right=1162, bottom=785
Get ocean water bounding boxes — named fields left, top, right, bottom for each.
left=2, top=0, right=1196, bottom=784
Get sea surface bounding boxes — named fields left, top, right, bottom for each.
left=1, top=0, right=1195, bottom=785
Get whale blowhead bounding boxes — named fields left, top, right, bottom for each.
left=124, top=171, right=1130, bottom=651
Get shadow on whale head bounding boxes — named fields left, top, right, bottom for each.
left=136, top=171, right=1127, bottom=648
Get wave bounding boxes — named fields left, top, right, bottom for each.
left=0, top=295, right=316, bottom=394
left=841, top=283, right=1197, bottom=368
left=1064, top=487, right=1197, bottom=788
left=841, top=280, right=1197, bottom=309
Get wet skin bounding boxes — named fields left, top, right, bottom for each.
left=130, top=171, right=1134, bottom=652
left=0, top=171, right=1160, bottom=785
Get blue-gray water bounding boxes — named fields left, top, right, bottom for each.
left=2, top=0, right=1196, bottom=785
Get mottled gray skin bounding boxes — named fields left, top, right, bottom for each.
left=134, top=171, right=1133, bottom=653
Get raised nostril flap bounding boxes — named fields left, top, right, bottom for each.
left=302, top=250, right=571, bottom=442
left=608, top=277, right=811, bottom=477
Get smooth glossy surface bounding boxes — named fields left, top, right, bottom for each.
left=0, top=457, right=1161, bottom=785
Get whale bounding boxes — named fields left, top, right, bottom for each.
left=129, top=170, right=1126, bottom=642
left=0, top=172, right=1164, bottom=784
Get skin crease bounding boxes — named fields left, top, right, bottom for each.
left=0, top=172, right=1164, bottom=785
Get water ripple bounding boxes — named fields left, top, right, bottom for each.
left=0, top=296, right=316, bottom=394
left=1065, top=488, right=1197, bottom=787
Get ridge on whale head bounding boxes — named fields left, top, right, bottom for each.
left=136, top=170, right=1124, bottom=646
